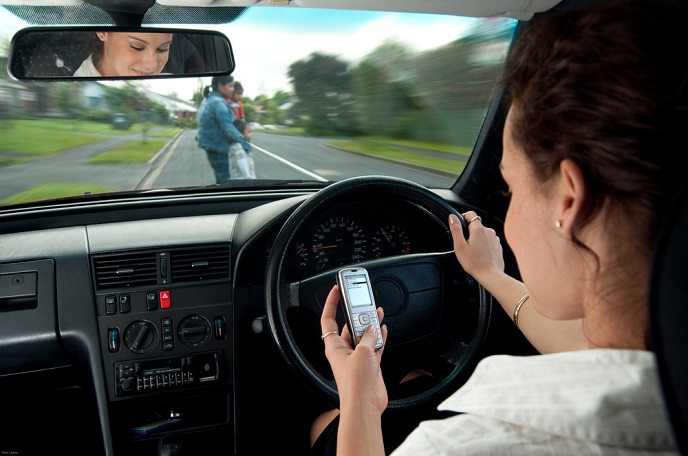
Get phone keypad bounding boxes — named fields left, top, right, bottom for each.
left=353, top=311, right=383, bottom=349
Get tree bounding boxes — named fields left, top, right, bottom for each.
left=288, top=52, right=355, bottom=134
left=350, top=41, right=415, bottom=137
left=104, top=83, right=170, bottom=126
left=53, top=82, right=81, bottom=118
left=191, top=79, right=205, bottom=107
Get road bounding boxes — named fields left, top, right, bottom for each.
left=141, top=130, right=461, bottom=189
left=0, top=129, right=463, bottom=201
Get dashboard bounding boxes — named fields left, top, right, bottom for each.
left=0, top=188, right=524, bottom=455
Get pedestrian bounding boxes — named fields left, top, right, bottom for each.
left=195, top=75, right=252, bottom=184
left=227, top=81, right=245, bottom=120
left=229, top=119, right=256, bottom=179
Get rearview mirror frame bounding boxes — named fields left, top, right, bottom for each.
left=8, top=26, right=235, bottom=81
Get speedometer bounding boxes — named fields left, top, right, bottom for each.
left=311, top=217, right=368, bottom=271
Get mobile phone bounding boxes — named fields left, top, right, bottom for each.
left=336, top=268, right=383, bottom=350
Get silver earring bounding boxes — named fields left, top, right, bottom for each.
left=555, top=219, right=562, bottom=228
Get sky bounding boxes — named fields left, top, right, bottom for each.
left=1, top=6, right=509, bottom=102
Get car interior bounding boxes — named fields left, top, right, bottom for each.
left=0, top=0, right=685, bottom=455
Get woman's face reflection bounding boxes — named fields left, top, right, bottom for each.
left=95, top=32, right=173, bottom=76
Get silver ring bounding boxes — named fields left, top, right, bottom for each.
left=468, top=215, right=481, bottom=225
left=321, top=330, right=338, bottom=340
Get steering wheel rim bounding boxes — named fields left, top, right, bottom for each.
left=265, top=175, right=491, bottom=411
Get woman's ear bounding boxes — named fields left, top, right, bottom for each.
left=556, top=158, right=586, bottom=236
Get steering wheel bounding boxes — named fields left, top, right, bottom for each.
left=266, top=176, right=491, bottom=411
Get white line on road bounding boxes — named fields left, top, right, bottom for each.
left=252, top=144, right=328, bottom=182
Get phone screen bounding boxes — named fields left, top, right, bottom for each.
left=344, top=274, right=372, bottom=307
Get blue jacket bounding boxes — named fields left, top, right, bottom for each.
left=196, top=92, right=251, bottom=154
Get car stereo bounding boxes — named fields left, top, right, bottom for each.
left=114, top=350, right=221, bottom=396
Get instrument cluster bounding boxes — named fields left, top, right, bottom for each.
left=285, top=199, right=451, bottom=280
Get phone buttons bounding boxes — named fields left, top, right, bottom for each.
left=358, top=313, right=371, bottom=325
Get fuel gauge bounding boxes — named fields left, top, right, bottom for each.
left=294, top=242, right=310, bottom=268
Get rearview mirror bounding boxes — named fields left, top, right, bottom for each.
left=8, top=27, right=234, bottom=80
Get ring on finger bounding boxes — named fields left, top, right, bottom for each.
left=321, top=330, right=338, bottom=340
left=467, top=215, right=482, bottom=225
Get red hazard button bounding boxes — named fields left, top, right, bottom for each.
left=160, top=290, right=171, bottom=309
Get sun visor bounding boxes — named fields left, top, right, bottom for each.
left=155, top=0, right=564, bottom=20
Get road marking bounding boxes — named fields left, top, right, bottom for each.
left=137, top=132, right=182, bottom=189
left=252, top=144, right=328, bottom=182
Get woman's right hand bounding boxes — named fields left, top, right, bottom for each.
left=320, top=285, right=389, bottom=416
left=449, top=212, right=505, bottom=281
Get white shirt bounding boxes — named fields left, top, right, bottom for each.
left=393, top=350, right=677, bottom=455
left=73, top=54, right=101, bottom=77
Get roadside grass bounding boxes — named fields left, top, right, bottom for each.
left=1, top=183, right=117, bottom=206
left=87, top=139, right=168, bottom=164
left=258, top=126, right=305, bottom=136
left=358, top=136, right=472, bottom=156
left=151, top=127, right=182, bottom=138
left=0, top=118, right=108, bottom=156
left=328, top=140, right=468, bottom=174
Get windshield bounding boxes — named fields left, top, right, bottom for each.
left=0, top=7, right=516, bottom=208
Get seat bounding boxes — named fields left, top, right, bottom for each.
left=649, top=179, right=688, bottom=455
left=17, top=32, right=89, bottom=78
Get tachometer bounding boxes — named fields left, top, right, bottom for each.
left=371, top=225, right=411, bottom=258
left=311, top=218, right=367, bottom=271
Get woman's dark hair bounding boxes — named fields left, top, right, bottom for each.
left=85, top=32, right=104, bottom=67
left=203, top=75, right=234, bottom=98
left=233, top=81, right=244, bottom=93
left=503, top=0, right=688, bottom=257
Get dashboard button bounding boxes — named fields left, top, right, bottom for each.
left=146, top=292, right=158, bottom=310
left=160, top=290, right=171, bottom=309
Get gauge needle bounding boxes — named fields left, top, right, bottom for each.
left=383, top=232, right=391, bottom=243
left=312, top=245, right=337, bottom=251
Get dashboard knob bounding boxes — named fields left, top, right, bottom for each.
left=121, top=378, right=134, bottom=392
left=177, top=315, right=211, bottom=348
left=123, top=320, right=157, bottom=354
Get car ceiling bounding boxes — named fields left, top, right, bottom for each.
left=0, top=0, right=564, bottom=21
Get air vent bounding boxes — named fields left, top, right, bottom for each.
left=170, top=245, right=230, bottom=283
left=93, top=251, right=158, bottom=290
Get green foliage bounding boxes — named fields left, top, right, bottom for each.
left=175, top=116, right=197, bottom=129
left=104, top=82, right=171, bottom=125
left=53, top=82, right=81, bottom=115
left=242, top=100, right=259, bottom=123
left=288, top=52, right=357, bottom=134
left=83, top=107, right=113, bottom=123
left=282, top=22, right=512, bottom=145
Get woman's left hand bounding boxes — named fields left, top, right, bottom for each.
left=320, top=284, right=389, bottom=415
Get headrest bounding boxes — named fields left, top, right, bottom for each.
left=649, top=179, right=688, bottom=455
